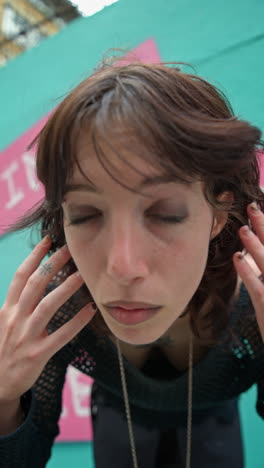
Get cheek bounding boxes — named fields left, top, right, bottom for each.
left=64, top=229, right=88, bottom=266
left=64, top=229, right=103, bottom=288
left=163, top=230, right=210, bottom=285
left=168, top=227, right=209, bottom=259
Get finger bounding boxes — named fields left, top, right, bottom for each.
left=238, top=225, right=264, bottom=274
left=5, top=236, right=52, bottom=306
left=18, top=244, right=72, bottom=316
left=44, top=302, right=97, bottom=357
left=28, top=270, right=85, bottom=336
left=247, top=202, right=264, bottom=243
left=233, top=252, right=264, bottom=340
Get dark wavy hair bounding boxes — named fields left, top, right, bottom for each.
left=8, top=58, right=264, bottom=341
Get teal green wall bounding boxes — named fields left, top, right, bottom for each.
left=1, top=0, right=264, bottom=152
left=1, top=1, right=264, bottom=466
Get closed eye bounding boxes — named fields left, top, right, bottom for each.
left=68, top=213, right=186, bottom=226
left=147, top=214, right=186, bottom=224
left=68, top=213, right=101, bottom=225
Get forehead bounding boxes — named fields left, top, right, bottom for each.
left=65, top=138, right=205, bottom=202
left=76, top=128, right=156, bottom=166
left=74, top=129, right=192, bottom=187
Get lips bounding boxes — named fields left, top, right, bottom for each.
left=103, top=300, right=161, bottom=309
left=104, top=303, right=162, bottom=325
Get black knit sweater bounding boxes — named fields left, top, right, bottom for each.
left=0, top=282, right=263, bottom=467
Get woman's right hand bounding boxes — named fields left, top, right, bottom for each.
left=0, top=236, right=96, bottom=403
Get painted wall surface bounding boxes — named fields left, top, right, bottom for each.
left=1, top=0, right=264, bottom=467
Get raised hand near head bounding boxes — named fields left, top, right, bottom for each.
left=233, top=202, right=264, bottom=341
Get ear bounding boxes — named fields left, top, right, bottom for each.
left=210, top=191, right=234, bottom=240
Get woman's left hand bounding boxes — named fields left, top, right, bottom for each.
left=233, top=202, right=264, bottom=342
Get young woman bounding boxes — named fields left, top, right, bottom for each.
left=0, top=59, right=264, bottom=468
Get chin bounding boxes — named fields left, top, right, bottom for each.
left=104, top=318, right=165, bottom=346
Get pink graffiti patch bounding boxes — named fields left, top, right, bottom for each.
left=56, top=368, right=94, bottom=442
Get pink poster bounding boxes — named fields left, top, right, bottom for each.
left=0, top=116, right=47, bottom=235
left=0, top=39, right=161, bottom=442
left=56, top=368, right=94, bottom=441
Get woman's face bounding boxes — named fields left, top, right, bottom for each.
left=62, top=133, right=227, bottom=345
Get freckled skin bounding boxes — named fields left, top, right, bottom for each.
left=62, top=134, right=229, bottom=346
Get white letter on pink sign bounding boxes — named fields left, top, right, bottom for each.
left=22, top=152, right=40, bottom=191
left=67, top=366, right=91, bottom=418
left=1, top=161, right=24, bottom=209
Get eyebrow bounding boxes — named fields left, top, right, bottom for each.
left=64, top=174, right=190, bottom=194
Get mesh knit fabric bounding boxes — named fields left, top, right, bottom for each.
left=0, top=281, right=263, bottom=467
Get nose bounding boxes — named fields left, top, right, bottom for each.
left=106, top=220, right=149, bottom=284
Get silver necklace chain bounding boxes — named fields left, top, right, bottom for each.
left=116, top=337, right=139, bottom=468
left=116, top=333, right=193, bottom=468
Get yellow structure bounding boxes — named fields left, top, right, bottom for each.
left=0, top=0, right=79, bottom=66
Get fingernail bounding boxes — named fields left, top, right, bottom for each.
left=241, top=225, right=251, bottom=235
left=250, top=201, right=260, bottom=213
left=237, top=252, right=245, bottom=260
left=43, top=235, right=51, bottom=245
